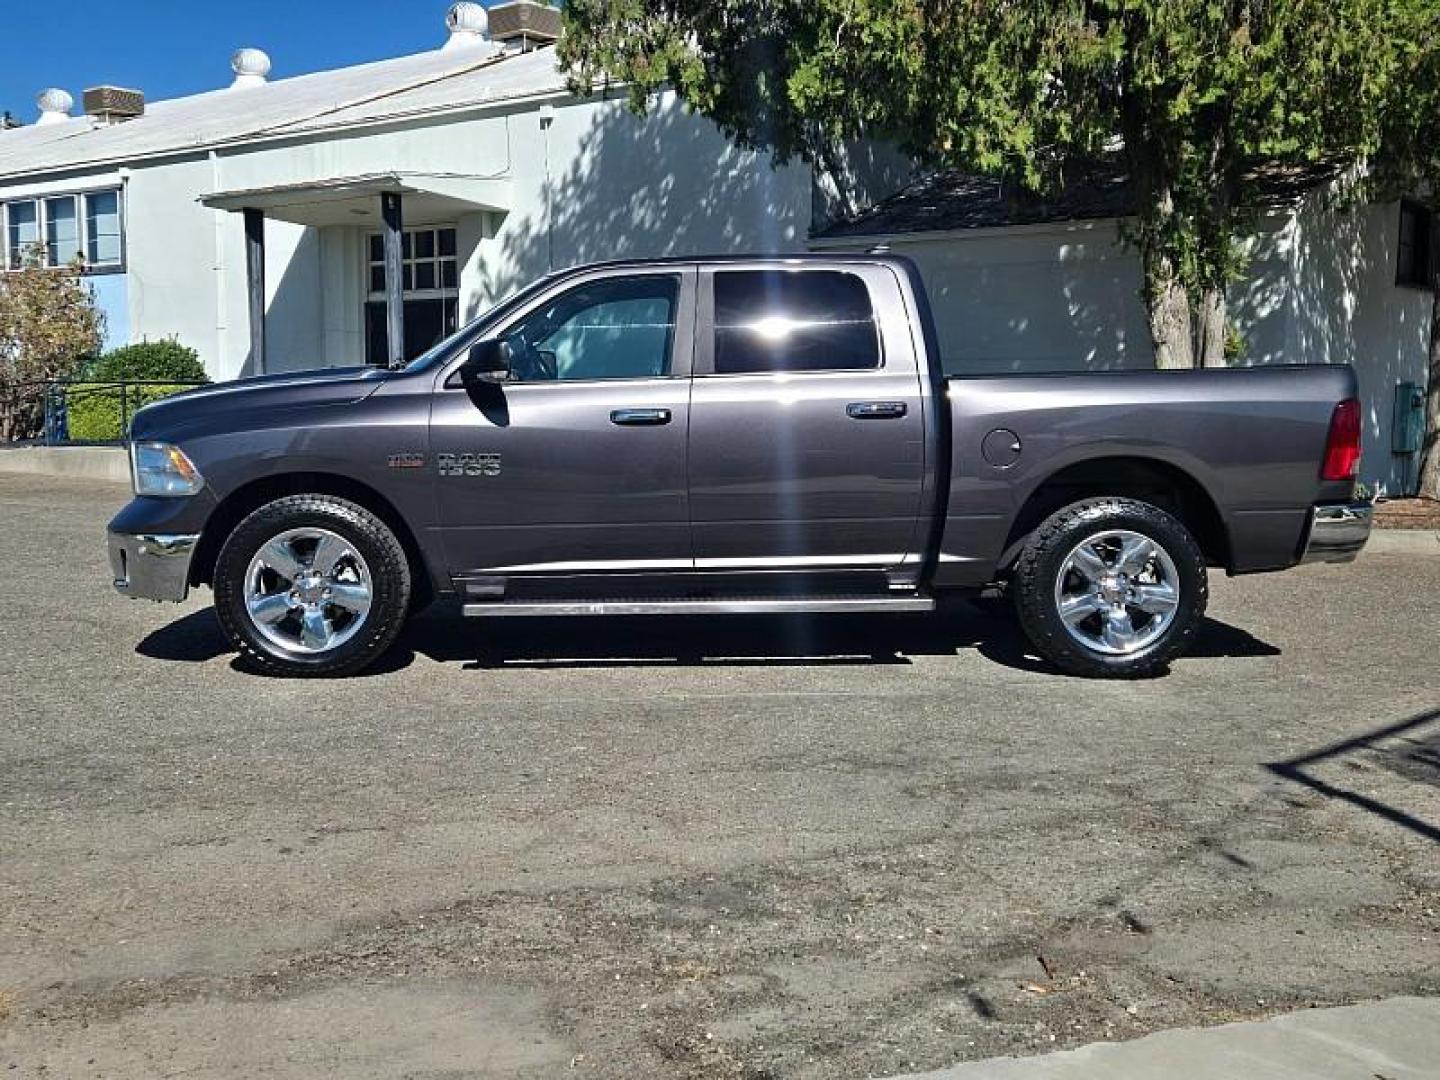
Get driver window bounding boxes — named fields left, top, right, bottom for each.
left=501, top=275, right=679, bottom=382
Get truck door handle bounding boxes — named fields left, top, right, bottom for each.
left=847, top=401, right=908, bottom=420
left=610, top=408, right=672, bottom=426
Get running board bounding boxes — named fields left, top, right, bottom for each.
left=462, top=595, right=936, bottom=618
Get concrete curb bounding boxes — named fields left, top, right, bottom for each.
left=1365, top=527, right=1440, bottom=555
left=0, top=446, right=129, bottom=484
left=891, top=996, right=1440, bottom=1080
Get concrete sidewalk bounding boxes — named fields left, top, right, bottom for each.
left=895, top=997, right=1440, bottom=1080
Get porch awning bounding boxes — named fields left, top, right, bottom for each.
left=198, top=171, right=511, bottom=227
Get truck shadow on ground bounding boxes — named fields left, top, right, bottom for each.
left=137, top=602, right=1279, bottom=677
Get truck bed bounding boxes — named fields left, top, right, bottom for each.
left=934, top=364, right=1360, bottom=587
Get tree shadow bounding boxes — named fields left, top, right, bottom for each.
left=136, top=602, right=1278, bottom=678
left=1265, top=707, right=1440, bottom=843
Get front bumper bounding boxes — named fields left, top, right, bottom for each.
left=1300, top=501, right=1373, bottom=565
left=108, top=530, right=200, bottom=602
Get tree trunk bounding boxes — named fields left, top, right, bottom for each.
left=1418, top=273, right=1440, bottom=501
left=1145, top=261, right=1194, bottom=369
left=1140, top=185, right=1195, bottom=370
left=1195, top=285, right=1228, bottom=367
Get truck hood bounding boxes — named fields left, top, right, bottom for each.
left=129, top=366, right=392, bottom=441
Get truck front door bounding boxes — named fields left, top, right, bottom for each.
left=430, top=267, right=696, bottom=578
left=687, top=264, right=928, bottom=574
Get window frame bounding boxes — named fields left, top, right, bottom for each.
left=1396, top=199, right=1434, bottom=290
left=83, top=189, right=125, bottom=272
left=0, top=187, right=125, bottom=274
left=437, top=264, right=698, bottom=389
left=365, top=224, right=460, bottom=302
left=693, top=265, right=887, bottom=377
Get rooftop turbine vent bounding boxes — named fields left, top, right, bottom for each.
left=230, top=48, right=272, bottom=89
left=35, top=88, right=74, bottom=125
left=444, top=2, right=491, bottom=50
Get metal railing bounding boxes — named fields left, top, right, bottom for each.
left=30, top=379, right=209, bottom=445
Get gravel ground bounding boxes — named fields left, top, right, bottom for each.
left=0, top=472, right=1437, bottom=1079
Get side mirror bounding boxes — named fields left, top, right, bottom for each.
left=459, top=339, right=512, bottom=384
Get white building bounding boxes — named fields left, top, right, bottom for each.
left=813, top=170, right=1435, bottom=495
left=0, top=3, right=848, bottom=378
left=0, top=2, right=1430, bottom=493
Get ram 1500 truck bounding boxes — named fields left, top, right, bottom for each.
left=107, top=255, right=1372, bottom=678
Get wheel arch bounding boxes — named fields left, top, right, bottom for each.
left=191, top=472, right=438, bottom=609
left=998, top=456, right=1231, bottom=572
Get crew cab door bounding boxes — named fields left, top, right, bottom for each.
left=687, top=263, right=928, bottom=574
left=430, top=266, right=696, bottom=578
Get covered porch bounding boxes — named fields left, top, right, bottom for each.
left=201, top=171, right=510, bottom=371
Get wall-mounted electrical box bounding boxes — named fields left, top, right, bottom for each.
left=1392, top=381, right=1426, bottom=455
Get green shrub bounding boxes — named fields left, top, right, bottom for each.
left=67, top=340, right=208, bottom=441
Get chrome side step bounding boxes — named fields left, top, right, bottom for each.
left=462, top=595, right=936, bottom=618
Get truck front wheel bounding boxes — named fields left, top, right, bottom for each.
left=213, top=494, right=412, bottom=677
left=1012, top=497, right=1207, bottom=678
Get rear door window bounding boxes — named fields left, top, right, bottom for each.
left=711, top=270, right=881, bottom=374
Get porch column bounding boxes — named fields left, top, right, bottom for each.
left=381, top=192, right=405, bottom=368
left=243, top=208, right=267, bottom=375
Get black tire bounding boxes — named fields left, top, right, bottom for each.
left=1012, top=497, right=1207, bottom=679
left=213, top=494, right=412, bottom=677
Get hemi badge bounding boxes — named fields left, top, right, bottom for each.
left=387, top=453, right=426, bottom=469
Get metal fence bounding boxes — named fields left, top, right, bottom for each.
left=34, top=380, right=208, bottom=445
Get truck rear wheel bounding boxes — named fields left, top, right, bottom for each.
left=213, top=494, right=411, bottom=677
left=1012, top=497, right=1207, bottom=678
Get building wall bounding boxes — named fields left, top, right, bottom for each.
left=1285, top=197, right=1432, bottom=495
left=869, top=222, right=1155, bottom=374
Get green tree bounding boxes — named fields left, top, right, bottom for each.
left=0, top=247, right=104, bottom=440
left=1375, top=0, right=1440, bottom=500
left=560, top=0, right=1406, bottom=368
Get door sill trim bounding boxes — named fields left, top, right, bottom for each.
left=462, top=595, right=936, bottom=617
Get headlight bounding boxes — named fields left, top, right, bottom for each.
left=130, top=441, right=205, bottom=497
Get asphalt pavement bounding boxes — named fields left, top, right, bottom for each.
left=0, top=472, right=1436, bottom=1079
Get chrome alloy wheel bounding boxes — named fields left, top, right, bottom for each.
left=243, top=528, right=373, bottom=655
left=1052, top=529, right=1181, bottom=656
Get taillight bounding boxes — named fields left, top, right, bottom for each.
left=1321, top=398, right=1362, bottom=481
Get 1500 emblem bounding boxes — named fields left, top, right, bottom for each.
left=437, top=452, right=502, bottom=477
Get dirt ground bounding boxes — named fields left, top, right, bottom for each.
left=1, top=472, right=1437, bottom=1079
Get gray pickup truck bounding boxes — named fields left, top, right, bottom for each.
left=107, top=255, right=1371, bottom=678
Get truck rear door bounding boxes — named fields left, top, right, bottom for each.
left=687, top=263, right=929, bottom=576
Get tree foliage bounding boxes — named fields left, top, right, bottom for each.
left=68, top=340, right=209, bottom=442
left=561, top=0, right=1412, bottom=367
left=0, top=249, right=104, bottom=440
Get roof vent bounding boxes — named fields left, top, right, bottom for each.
left=83, top=86, right=145, bottom=125
left=444, top=2, right=491, bottom=50
left=488, top=2, right=562, bottom=51
left=230, top=48, right=272, bottom=89
left=35, top=88, right=74, bottom=125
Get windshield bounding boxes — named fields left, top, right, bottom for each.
left=400, top=272, right=564, bottom=374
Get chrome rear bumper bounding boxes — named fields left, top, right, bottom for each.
left=108, top=531, right=200, bottom=602
left=1300, top=502, right=1373, bottom=565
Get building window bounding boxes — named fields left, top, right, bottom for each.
left=364, top=225, right=460, bottom=366
left=366, top=226, right=459, bottom=295
left=5, top=200, right=38, bottom=268
left=84, top=191, right=123, bottom=267
left=45, top=196, right=80, bottom=266
left=1, top=188, right=124, bottom=272
left=1397, top=201, right=1433, bottom=289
